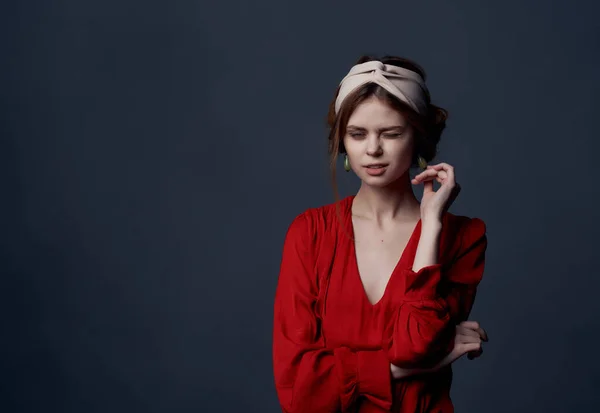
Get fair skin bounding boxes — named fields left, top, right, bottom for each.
left=343, top=96, right=487, bottom=380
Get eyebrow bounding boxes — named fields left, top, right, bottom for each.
left=347, top=125, right=406, bottom=132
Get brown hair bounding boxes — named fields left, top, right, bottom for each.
left=326, top=55, right=449, bottom=208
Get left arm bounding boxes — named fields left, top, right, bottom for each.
left=412, top=218, right=443, bottom=273
left=384, top=217, right=488, bottom=369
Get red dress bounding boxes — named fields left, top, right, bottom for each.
left=273, top=195, right=488, bottom=412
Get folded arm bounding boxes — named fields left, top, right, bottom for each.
left=385, top=218, right=488, bottom=369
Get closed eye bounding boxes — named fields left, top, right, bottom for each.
left=347, top=131, right=403, bottom=139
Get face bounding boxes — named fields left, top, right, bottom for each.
left=343, top=96, right=415, bottom=187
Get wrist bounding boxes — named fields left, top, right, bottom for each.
left=390, top=363, right=426, bottom=380
left=390, top=364, right=410, bottom=379
left=421, top=217, right=442, bottom=232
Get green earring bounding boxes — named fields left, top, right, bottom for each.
left=344, top=154, right=351, bottom=172
left=417, top=155, right=427, bottom=170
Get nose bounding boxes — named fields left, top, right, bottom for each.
left=366, top=134, right=383, bottom=156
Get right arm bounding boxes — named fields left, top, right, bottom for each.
left=273, top=213, right=393, bottom=412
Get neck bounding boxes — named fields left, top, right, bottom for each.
left=352, top=172, right=420, bottom=224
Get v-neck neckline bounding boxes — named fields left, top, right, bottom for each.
left=345, top=195, right=422, bottom=307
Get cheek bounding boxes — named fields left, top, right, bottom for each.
left=387, top=139, right=413, bottom=157
left=343, top=138, right=359, bottom=155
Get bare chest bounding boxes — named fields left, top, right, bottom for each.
left=352, top=219, right=419, bottom=305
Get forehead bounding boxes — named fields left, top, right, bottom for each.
left=347, top=97, right=406, bottom=127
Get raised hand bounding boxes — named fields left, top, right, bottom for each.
left=411, top=163, right=462, bottom=223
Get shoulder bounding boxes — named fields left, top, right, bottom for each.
left=286, top=196, right=352, bottom=239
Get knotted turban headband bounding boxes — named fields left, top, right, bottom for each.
left=334, top=60, right=429, bottom=116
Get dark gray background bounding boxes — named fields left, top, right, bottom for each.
left=2, top=0, right=598, bottom=412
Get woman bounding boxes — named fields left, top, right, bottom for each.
left=272, top=55, right=489, bottom=412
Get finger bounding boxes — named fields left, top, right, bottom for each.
left=420, top=168, right=448, bottom=180
left=415, top=166, right=447, bottom=179
left=421, top=171, right=454, bottom=193
left=457, top=334, right=481, bottom=344
left=460, top=321, right=488, bottom=342
left=430, top=162, right=454, bottom=172
left=473, top=347, right=484, bottom=357
left=412, top=174, right=444, bottom=185
left=430, top=163, right=455, bottom=184
left=467, top=347, right=484, bottom=360
left=460, top=321, right=481, bottom=330
left=445, top=342, right=482, bottom=365
left=423, top=179, right=434, bottom=195
left=412, top=169, right=440, bottom=182
left=456, top=325, right=479, bottom=337
left=456, top=325, right=480, bottom=339
left=458, top=342, right=481, bottom=355
left=413, top=173, right=447, bottom=190
left=455, top=328, right=481, bottom=344
left=479, top=327, right=489, bottom=342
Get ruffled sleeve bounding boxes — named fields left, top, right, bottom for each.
left=273, top=213, right=393, bottom=412
left=384, top=218, right=488, bottom=368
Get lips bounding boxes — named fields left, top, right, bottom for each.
left=364, top=163, right=388, bottom=176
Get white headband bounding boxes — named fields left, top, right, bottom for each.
left=334, top=60, right=429, bottom=116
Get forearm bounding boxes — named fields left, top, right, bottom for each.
left=412, top=218, right=442, bottom=272
left=390, top=363, right=441, bottom=380
left=389, top=217, right=488, bottom=377
left=386, top=218, right=450, bottom=368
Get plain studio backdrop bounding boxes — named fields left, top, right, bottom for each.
left=1, top=1, right=598, bottom=412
